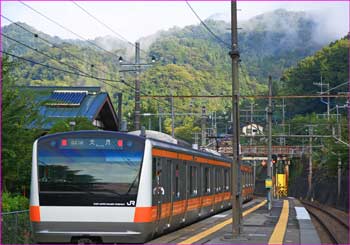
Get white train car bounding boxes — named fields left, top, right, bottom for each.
left=30, top=130, right=253, bottom=243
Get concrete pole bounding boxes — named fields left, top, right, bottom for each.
left=282, top=98, right=286, bottom=145
left=201, top=106, right=207, bottom=146
left=267, top=75, right=273, bottom=210
left=337, top=106, right=341, bottom=139
left=253, top=160, right=256, bottom=189
left=158, top=106, right=162, bottom=133
left=327, top=83, right=330, bottom=121
left=337, top=154, right=341, bottom=200
left=114, top=93, right=123, bottom=131
left=250, top=102, right=254, bottom=145
left=171, top=96, right=175, bottom=138
left=230, top=0, right=242, bottom=236
left=134, top=42, right=141, bottom=130
left=308, top=125, right=313, bottom=199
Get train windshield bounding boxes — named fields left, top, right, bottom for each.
left=37, top=132, right=145, bottom=206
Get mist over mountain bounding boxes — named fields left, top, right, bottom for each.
left=2, top=8, right=344, bottom=82
left=208, top=8, right=347, bottom=45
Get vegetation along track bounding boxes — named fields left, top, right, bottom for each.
left=301, top=200, right=349, bottom=244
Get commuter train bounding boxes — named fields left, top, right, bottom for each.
left=30, top=130, right=254, bottom=243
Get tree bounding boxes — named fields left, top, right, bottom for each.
left=48, top=117, right=97, bottom=134
left=2, top=56, right=42, bottom=194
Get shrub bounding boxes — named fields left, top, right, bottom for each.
left=2, top=192, right=29, bottom=212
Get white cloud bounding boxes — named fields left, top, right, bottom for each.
left=1, top=1, right=348, bottom=42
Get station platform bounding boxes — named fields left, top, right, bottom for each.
left=148, top=197, right=321, bottom=244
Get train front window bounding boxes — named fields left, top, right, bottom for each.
left=37, top=133, right=145, bottom=206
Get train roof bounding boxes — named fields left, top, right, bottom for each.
left=128, top=130, right=230, bottom=163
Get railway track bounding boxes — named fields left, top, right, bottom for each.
left=301, top=201, right=349, bottom=244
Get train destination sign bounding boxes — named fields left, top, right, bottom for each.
left=53, top=138, right=134, bottom=150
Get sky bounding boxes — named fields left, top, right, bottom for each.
left=1, top=1, right=349, bottom=42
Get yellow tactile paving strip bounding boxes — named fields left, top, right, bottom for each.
left=178, top=199, right=267, bottom=244
left=268, top=200, right=289, bottom=245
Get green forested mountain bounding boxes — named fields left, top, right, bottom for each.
left=2, top=9, right=345, bottom=140
left=279, top=35, right=349, bottom=116
left=238, top=9, right=323, bottom=79
left=147, top=9, right=327, bottom=81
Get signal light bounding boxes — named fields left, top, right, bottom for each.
left=117, top=139, right=123, bottom=147
left=61, top=139, right=67, bottom=146
left=272, top=154, right=277, bottom=164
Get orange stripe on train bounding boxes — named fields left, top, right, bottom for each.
left=134, top=207, right=154, bottom=222
left=152, top=149, right=231, bottom=168
left=30, top=206, right=41, bottom=222
left=134, top=192, right=233, bottom=222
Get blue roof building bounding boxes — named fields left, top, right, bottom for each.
left=29, top=86, right=119, bottom=131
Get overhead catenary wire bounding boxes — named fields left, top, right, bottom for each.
left=18, top=1, right=132, bottom=63
left=140, top=94, right=349, bottom=99
left=1, top=50, right=131, bottom=94
left=2, top=33, right=92, bottom=77
left=185, top=1, right=231, bottom=49
left=1, top=15, right=138, bottom=92
left=70, top=1, right=149, bottom=57
left=2, top=49, right=183, bottom=112
left=3, top=6, right=196, bottom=113
left=1, top=14, right=112, bottom=76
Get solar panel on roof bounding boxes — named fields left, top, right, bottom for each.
left=47, top=91, right=87, bottom=106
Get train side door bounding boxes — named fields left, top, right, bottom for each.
left=167, top=160, right=176, bottom=227
left=182, top=161, right=188, bottom=223
left=155, top=159, right=172, bottom=232
left=152, top=157, right=163, bottom=234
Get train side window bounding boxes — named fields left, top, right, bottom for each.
left=189, top=166, right=193, bottom=195
left=175, top=164, right=180, bottom=199
left=194, top=166, right=198, bottom=195
left=189, top=165, right=198, bottom=196
left=153, top=158, right=162, bottom=185
left=224, top=169, right=229, bottom=190
left=215, top=168, right=220, bottom=192
left=249, top=171, right=251, bottom=186
left=212, top=168, right=216, bottom=193
left=251, top=171, right=253, bottom=186
left=204, top=167, right=210, bottom=194
left=242, top=172, right=245, bottom=188
left=165, top=159, right=172, bottom=202
left=152, top=158, right=157, bottom=182
left=220, top=169, right=224, bottom=192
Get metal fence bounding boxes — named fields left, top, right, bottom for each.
left=1, top=210, right=34, bottom=244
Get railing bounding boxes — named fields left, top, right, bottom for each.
left=1, top=210, right=34, bottom=244
left=218, top=145, right=306, bottom=156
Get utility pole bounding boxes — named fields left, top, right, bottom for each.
left=134, top=42, right=141, bottom=130
left=267, top=75, right=273, bottom=210
left=119, top=42, right=155, bottom=130
left=249, top=102, right=256, bottom=189
left=229, top=0, right=242, bottom=236
left=171, top=96, right=175, bottom=137
left=114, top=93, right=123, bottom=131
left=276, top=98, right=286, bottom=145
left=158, top=106, right=163, bottom=132
left=337, top=153, right=342, bottom=200
left=314, top=76, right=330, bottom=120
left=201, top=106, right=207, bottom=146
left=308, top=125, right=313, bottom=198
left=250, top=102, right=254, bottom=145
